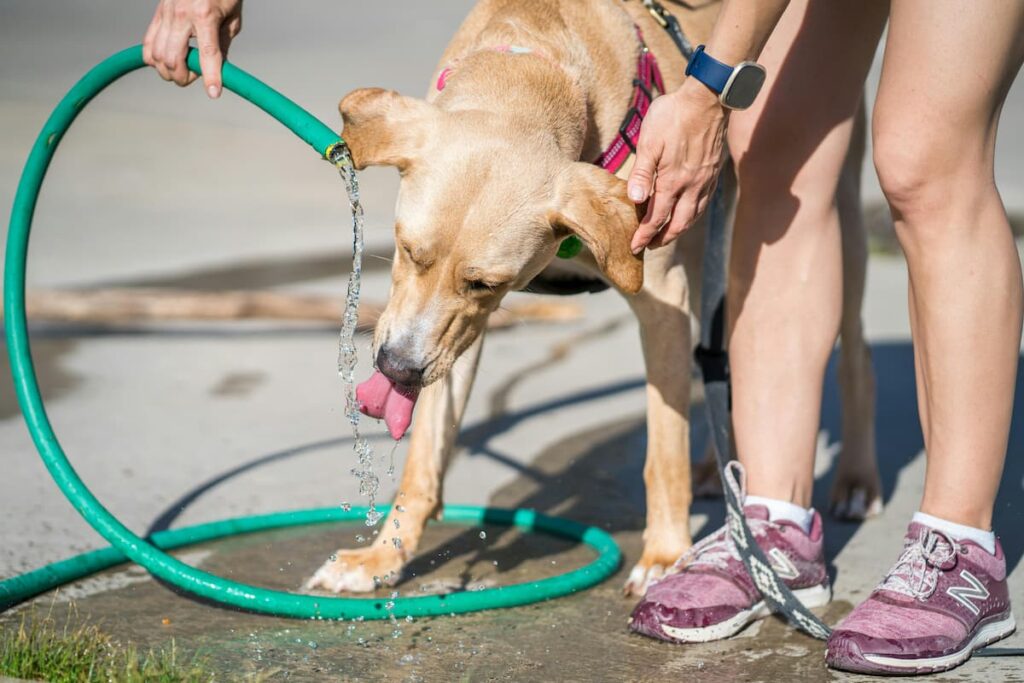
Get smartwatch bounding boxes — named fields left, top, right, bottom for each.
left=685, top=45, right=766, bottom=111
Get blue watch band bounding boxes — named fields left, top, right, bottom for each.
left=685, top=45, right=733, bottom=95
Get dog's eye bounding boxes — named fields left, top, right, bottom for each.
left=465, top=279, right=494, bottom=293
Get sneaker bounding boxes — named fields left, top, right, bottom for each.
left=629, top=505, right=831, bottom=643
left=826, top=522, right=1017, bottom=675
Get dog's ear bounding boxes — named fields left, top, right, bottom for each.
left=339, top=88, right=436, bottom=172
left=548, top=163, right=644, bottom=294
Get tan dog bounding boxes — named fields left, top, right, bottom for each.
left=306, top=0, right=880, bottom=597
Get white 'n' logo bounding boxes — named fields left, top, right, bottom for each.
left=946, top=570, right=989, bottom=616
left=768, top=547, right=799, bottom=580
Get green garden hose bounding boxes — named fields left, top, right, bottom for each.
left=1, top=45, right=621, bottom=619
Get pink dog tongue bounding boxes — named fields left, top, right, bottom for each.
left=355, top=371, right=419, bottom=440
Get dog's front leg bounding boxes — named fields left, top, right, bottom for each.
left=623, top=251, right=695, bottom=597
left=305, top=335, right=484, bottom=593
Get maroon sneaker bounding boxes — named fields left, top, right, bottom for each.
left=629, top=505, right=831, bottom=643
left=826, top=523, right=1016, bottom=675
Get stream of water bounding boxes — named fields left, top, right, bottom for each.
left=330, top=144, right=382, bottom=529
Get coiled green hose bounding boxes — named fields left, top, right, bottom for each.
left=1, top=45, right=621, bottom=618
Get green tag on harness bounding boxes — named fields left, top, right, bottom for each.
left=556, top=235, right=583, bottom=259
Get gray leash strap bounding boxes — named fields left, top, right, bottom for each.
left=696, top=171, right=833, bottom=641
left=640, top=0, right=695, bottom=60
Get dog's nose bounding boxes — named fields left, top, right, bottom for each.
left=375, top=346, right=424, bottom=387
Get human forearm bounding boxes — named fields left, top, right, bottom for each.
left=703, top=0, right=790, bottom=65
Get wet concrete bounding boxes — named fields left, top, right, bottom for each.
left=4, top=415, right=1024, bottom=682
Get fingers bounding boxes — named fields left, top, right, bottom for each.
left=647, top=178, right=717, bottom=249
left=631, top=188, right=677, bottom=254
left=142, top=6, right=161, bottom=67
left=628, top=131, right=667, bottom=253
left=162, top=27, right=194, bottom=86
left=627, top=142, right=657, bottom=205
left=147, top=4, right=173, bottom=82
left=648, top=198, right=694, bottom=249
left=195, top=20, right=224, bottom=98
left=144, top=0, right=241, bottom=95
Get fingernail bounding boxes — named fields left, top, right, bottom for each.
left=208, top=85, right=220, bottom=98
left=628, top=184, right=645, bottom=202
left=631, top=244, right=643, bottom=255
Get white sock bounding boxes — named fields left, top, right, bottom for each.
left=912, top=511, right=996, bottom=555
left=746, top=495, right=814, bottom=534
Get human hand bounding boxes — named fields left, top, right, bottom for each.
left=143, top=0, right=243, bottom=98
left=627, top=80, right=728, bottom=253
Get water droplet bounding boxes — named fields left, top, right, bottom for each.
left=328, top=554, right=337, bottom=562
left=479, top=531, right=487, bottom=540
left=396, top=505, right=406, bottom=513
left=392, top=537, right=403, bottom=550
left=405, top=615, right=414, bottom=623
left=341, top=502, right=352, bottom=512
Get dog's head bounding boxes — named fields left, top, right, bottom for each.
left=342, top=87, right=643, bottom=389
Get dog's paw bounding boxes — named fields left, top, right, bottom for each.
left=304, top=546, right=406, bottom=594
left=830, top=472, right=882, bottom=521
left=623, top=542, right=688, bottom=597
left=623, top=561, right=671, bottom=597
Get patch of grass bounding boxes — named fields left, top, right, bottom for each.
left=0, top=608, right=212, bottom=682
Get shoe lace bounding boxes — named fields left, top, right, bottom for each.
left=878, top=528, right=958, bottom=600
left=673, top=461, right=774, bottom=572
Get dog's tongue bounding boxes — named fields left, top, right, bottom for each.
left=355, top=371, right=419, bottom=440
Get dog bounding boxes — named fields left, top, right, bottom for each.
left=306, top=0, right=881, bottom=597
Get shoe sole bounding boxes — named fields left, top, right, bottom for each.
left=826, top=612, right=1017, bottom=675
left=659, top=583, right=832, bottom=643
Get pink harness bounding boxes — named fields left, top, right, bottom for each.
left=435, top=30, right=665, bottom=175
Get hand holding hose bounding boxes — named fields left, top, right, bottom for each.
left=143, top=0, right=243, bottom=99
left=627, top=79, right=727, bottom=254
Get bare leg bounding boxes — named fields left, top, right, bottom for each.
left=727, top=0, right=887, bottom=507
left=306, top=334, right=484, bottom=592
left=874, top=0, right=1024, bottom=529
left=831, top=100, right=882, bottom=519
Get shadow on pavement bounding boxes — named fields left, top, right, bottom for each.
left=146, top=342, right=1024, bottom=583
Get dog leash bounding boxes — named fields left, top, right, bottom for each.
left=639, top=0, right=695, bottom=60
left=695, top=172, right=834, bottom=641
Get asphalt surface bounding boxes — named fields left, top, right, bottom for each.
left=2, top=2, right=1024, bottom=681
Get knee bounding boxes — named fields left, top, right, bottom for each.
left=872, top=130, right=936, bottom=217
left=872, top=117, right=989, bottom=222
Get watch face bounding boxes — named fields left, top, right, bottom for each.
left=722, top=63, right=766, bottom=110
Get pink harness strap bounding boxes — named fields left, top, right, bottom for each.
left=594, top=33, right=665, bottom=173
left=434, top=31, right=665, bottom=176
